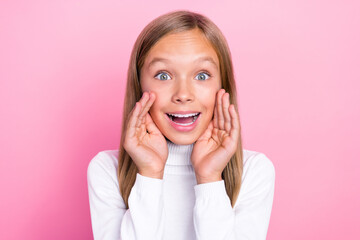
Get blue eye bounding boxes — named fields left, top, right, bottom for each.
left=155, top=72, right=171, bottom=80
left=155, top=71, right=210, bottom=81
left=195, top=72, right=210, bottom=81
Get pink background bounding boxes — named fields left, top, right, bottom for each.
left=1, top=0, right=359, bottom=239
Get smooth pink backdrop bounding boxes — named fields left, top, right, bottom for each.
left=1, top=0, right=359, bottom=239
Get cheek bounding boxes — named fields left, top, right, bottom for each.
left=148, top=102, right=158, bottom=117
left=198, top=89, right=217, bottom=108
left=201, top=94, right=217, bottom=119
left=148, top=94, right=163, bottom=116
left=140, top=74, right=157, bottom=93
left=207, top=103, right=216, bottom=120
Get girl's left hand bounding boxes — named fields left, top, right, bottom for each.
left=191, top=89, right=240, bottom=184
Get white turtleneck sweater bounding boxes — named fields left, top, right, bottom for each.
left=87, top=141, right=275, bottom=240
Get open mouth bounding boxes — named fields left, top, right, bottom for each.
left=166, top=112, right=201, bottom=126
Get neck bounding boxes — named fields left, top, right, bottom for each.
left=164, top=140, right=195, bottom=175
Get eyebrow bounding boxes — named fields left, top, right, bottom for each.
left=148, top=56, right=219, bottom=69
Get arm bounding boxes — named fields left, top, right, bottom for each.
left=193, top=154, right=275, bottom=240
left=87, top=152, right=165, bottom=240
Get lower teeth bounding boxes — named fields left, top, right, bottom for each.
left=170, top=115, right=199, bottom=126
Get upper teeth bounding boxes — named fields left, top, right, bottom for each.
left=168, top=113, right=199, bottom=118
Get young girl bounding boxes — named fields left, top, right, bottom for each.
left=87, top=10, right=275, bottom=240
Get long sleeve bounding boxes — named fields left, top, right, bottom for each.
left=193, top=153, right=275, bottom=240
left=87, top=152, right=165, bottom=240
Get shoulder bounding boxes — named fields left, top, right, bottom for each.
left=87, top=150, right=120, bottom=186
left=87, top=150, right=127, bottom=211
left=242, top=149, right=275, bottom=180
left=235, top=149, right=276, bottom=205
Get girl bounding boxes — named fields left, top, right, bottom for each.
left=87, top=10, right=275, bottom=240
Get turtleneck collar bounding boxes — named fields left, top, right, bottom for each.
left=165, top=140, right=194, bottom=166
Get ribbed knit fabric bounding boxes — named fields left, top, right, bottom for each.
left=87, top=140, right=275, bottom=240
left=164, top=140, right=195, bottom=175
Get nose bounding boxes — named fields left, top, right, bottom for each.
left=171, top=79, right=194, bottom=104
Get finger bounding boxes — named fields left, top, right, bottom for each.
left=145, top=113, right=161, bottom=135
left=213, top=97, right=218, bottom=129
left=222, top=92, right=231, bottom=132
left=198, top=120, right=214, bottom=141
left=135, top=92, right=150, bottom=128
left=127, top=102, right=141, bottom=138
left=126, top=96, right=140, bottom=122
left=217, top=89, right=225, bottom=130
left=229, top=104, right=240, bottom=141
left=137, top=92, right=155, bottom=127
left=139, top=91, right=149, bottom=107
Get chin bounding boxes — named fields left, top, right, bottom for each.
left=165, top=134, right=198, bottom=145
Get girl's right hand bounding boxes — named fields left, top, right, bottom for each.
left=123, top=91, right=168, bottom=179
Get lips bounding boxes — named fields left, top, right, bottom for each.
left=166, top=111, right=200, bottom=122
left=166, top=111, right=201, bottom=115
left=164, top=111, right=201, bottom=131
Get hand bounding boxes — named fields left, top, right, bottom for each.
left=191, top=89, right=240, bottom=184
left=123, top=91, right=168, bottom=179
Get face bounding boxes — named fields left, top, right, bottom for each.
left=140, top=28, right=221, bottom=145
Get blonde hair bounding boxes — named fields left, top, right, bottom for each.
left=117, top=10, right=243, bottom=209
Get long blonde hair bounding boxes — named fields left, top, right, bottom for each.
left=118, top=10, right=243, bottom=209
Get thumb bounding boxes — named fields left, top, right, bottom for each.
left=198, top=120, right=214, bottom=141
left=145, top=113, right=162, bottom=135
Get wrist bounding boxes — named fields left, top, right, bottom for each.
left=139, top=169, right=164, bottom=179
left=195, top=174, right=222, bottom=184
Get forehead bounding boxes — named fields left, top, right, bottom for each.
left=144, top=29, right=219, bottom=68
